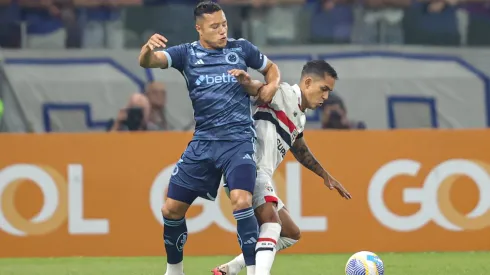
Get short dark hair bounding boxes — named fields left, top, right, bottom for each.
left=194, top=1, right=222, bottom=21
left=301, top=60, right=338, bottom=80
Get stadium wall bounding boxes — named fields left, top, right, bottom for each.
left=0, top=46, right=489, bottom=132
left=0, top=130, right=490, bottom=257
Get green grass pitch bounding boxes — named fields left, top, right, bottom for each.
left=0, top=252, right=489, bottom=275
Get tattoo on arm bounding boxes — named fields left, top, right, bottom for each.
left=290, top=137, right=327, bottom=178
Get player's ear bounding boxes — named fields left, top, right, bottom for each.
left=304, top=76, right=312, bottom=89
left=195, top=24, right=201, bottom=35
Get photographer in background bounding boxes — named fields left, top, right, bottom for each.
left=108, top=81, right=169, bottom=132
left=109, top=93, right=151, bottom=131
left=321, top=92, right=366, bottom=130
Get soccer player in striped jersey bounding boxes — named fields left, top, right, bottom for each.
left=213, top=60, right=352, bottom=275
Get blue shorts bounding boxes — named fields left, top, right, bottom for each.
left=168, top=139, right=257, bottom=203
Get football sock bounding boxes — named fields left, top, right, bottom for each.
left=255, top=223, right=282, bottom=275
left=234, top=207, right=259, bottom=268
left=276, top=236, right=298, bottom=251
left=163, top=216, right=187, bottom=274
left=226, top=236, right=299, bottom=273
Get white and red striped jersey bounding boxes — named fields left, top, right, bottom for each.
left=253, top=82, right=306, bottom=178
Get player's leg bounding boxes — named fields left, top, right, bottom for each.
left=252, top=177, right=282, bottom=275
left=163, top=141, right=214, bottom=275
left=162, top=183, right=198, bottom=275
left=215, top=202, right=300, bottom=275
left=222, top=141, right=260, bottom=275
left=253, top=201, right=282, bottom=275
left=276, top=206, right=301, bottom=251
left=214, top=178, right=282, bottom=275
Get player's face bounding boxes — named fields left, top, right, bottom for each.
left=196, top=10, right=228, bottom=49
left=304, top=74, right=335, bottom=109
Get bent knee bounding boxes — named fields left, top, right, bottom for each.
left=255, top=202, right=281, bottom=225
left=282, top=224, right=301, bottom=241
left=230, top=190, right=253, bottom=211
left=161, top=199, right=188, bottom=220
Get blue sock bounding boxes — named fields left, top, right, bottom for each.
left=163, top=217, right=188, bottom=264
left=234, top=207, right=259, bottom=266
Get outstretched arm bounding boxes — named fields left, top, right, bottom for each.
left=290, top=136, right=352, bottom=199
left=290, top=136, right=328, bottom=179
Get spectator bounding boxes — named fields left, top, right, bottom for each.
left=403, top=0, right=460, bottom=46
left=109, top=81, right=168, bottom=132
left=247, top=0, right=305, bottom=46
left=309, top=0, right=354, bottom=44
left=109, top=93, right=151, bottom=131
left=320, top=92, right=366, bottom=129
left=76, top=0, right=141, bottom=49
left=0, top=0, right=21, bottom=48
left=20, top=0, right=69, bottom=49
left=355, top=0, right=409, bottom=44
left=126, top=0, right=196, bottom=47
left=465, top=0, right=490, bottom=46
left=144, top=81, right=169, bottom=130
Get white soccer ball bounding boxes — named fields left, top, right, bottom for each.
left=345, top=251, right=384, bottom=275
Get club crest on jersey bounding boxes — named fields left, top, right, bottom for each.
left=266, top=184, right=274, bottom=193
left=225, top=52, right=240, bottom=65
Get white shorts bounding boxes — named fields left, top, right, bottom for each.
left=252, top=176, right=285, bottom=211
left=223, top=174, right=285, bottom=211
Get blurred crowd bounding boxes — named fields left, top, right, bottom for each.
left=0, top=0, right=489, bottom=49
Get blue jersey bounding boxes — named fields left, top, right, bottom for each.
left=161, top=39, right=268, bottom=141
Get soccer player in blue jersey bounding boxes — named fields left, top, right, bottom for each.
left=138, top=2, right=280, bottom=275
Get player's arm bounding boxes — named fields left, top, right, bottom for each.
left=228, top=69, right=265, bottom=97
left=242, top=39, right=280, bottom=103
left=260, top=60, right=280, bottom=93
left=139, top=33, right=187, bottom=70
left=139, top=33, right=169, bottom=68
left=290, top=135, right=328, bottom=179
left=291, top=135, right=352, bottom=199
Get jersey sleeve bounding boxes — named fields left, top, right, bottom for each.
left=159, top=44, right=187, bottom=71
left=240, top=39, right=268, bottom=72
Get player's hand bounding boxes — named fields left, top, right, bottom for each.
left=258, top=83, right=278, bottom=104
left=324, top=173, right=352, bottom=200
left=146, top=33, right=168, bottom=51
left=228, top=69, right=252, bottom=85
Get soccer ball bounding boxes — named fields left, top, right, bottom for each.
left=345, top=251, right=384, bottom=275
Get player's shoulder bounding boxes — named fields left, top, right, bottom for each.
left=270, top=82, right=293, bottom=103
left=227, top=38, right=253, bottom=48
left=166, top=42, right=193, bottom=52
left=278, top=82, right=294, bottom=94
left=276, top=82, right=301, bottom=103
left=169, top=41, right=199, bottom=56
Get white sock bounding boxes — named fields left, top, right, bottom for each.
left=254, top=223, right=282, bottom=275
left=226, top=236, right=299, bottom=274
left=224, top=254, right=246, bottom=275
left=276, top=236, right=298, bottom=251
left=165, top=261, right=184, bottom=275
left=246, top=265, right=256, bottom=275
